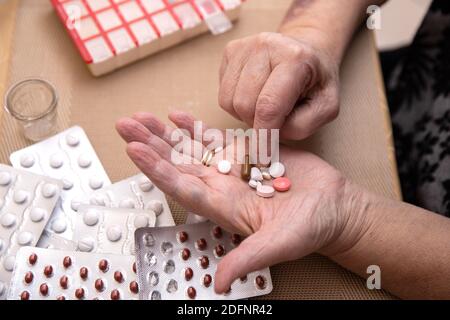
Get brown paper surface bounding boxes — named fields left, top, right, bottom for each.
left=0, top=0, right=401, bottom=299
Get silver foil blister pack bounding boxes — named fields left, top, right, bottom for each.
left=9, top=126, right=112, bottom=242
left=80, top=174, right=175, bottom=227
left=7, top=246, right=139, bottom=300
left=73, top=205, right=156, bottom=255
left=0, top=165, right=62, bottom=299
left=134, top=221, right=273, bottom=300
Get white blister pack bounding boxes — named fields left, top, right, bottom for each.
left=9, top=126, right=112, bottom=242
left=73, top=205, right=156, bottom=255
left=0, top=164, right=62, bottom=299
left=134, top=221, right=273, bottom=300
left=79, top=174, right=175, bottom=227
left=7, top=246, right=139, bottom=300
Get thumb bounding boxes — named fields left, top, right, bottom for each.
left=214, top=228, right=282, bottom=294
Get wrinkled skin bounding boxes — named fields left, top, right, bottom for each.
left=116, top=111, right=356, bottom=293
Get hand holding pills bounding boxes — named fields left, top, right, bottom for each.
left=116, top=111, right=356, bottom=294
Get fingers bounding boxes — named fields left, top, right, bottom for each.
left=116, top=117, right=151, bottom=144
left=232, top=50, right=271, bottom=125
left=281, top=84, right=339, bottom=140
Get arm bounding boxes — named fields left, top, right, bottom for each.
left=325, top=183, right=450, bottom=299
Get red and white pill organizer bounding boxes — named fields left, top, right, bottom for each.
left=50, top=0, right=244, bottom=76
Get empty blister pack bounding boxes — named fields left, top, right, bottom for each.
left=73, top=205, right=156, bottom=255
left=134, top=221, right=273, bottom=300
left=0, top=164, right=62, bottom=299
left=10, top=126, right=112, bottom=242
left=79, top=174, right=175, bottom=227
left=8, top=246, right=139, bottom=300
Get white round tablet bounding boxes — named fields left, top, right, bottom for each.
left=90, top=194, right=107, bottom=206
left=0, top=171, right=11, bottom=186
left=51, top=218, right=67, bottom=233
left=217, top=160, right=232, bottom=174
left=89, top=176, right=103, bottom=190
left=17, top=231, right=33, bottom=246
left=62, top=178, right=74, bottom=190
left=145, top=200, right=163, bottom=216
left=77, top=237, right=95, bottom=252
left=134, top=216, right=149, bottom=228
left=1, top=213, right=16, bottom=228
left=119, top=198, right=135, bottom=209
left=269, top=162, right=285, bottom=178
left=71, top=198, right=83, bottom=211
left=65, top=133, right=80, bottom=147
left=13, top=190, right=28, bottom=204
left=138, top=177, right=154, bottom=192
left=256, top=185, right=275, bottom=198
left=83, top=208, right=100, bottom=226
left=106, top=225, right=122, bottom=242
left=3, top=256, right=15, bottom=271
left=20, top=154, right=35, bottom=168
left=49, top=153, right=64, bottom=168
left=77, top=153, right=92, bottom=168
left=251, top=167, right=263, bottom=181
left=30, top=207, right=47, bottom=222
left=248, top=180, right=262, bottom=189
left=42, top=183, right=58, bottom=198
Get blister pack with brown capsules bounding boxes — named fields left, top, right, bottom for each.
left=134, top=221, right=273, bottom=300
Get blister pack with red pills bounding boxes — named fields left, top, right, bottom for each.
left=50, top=0, right=245, bottom=76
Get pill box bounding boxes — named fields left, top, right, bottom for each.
left=50, top=0, right=245, bottom=76
left=73, top=205, right=156, bottom=255
left=7, top=246, right=139, bottom=300
left=0, top=165, right=63, bottom=299
left=10, top=126, right=112, bottom=243
left=81, top=174, right=175, bottom=227
left=134, top=221, right=273, bottom=300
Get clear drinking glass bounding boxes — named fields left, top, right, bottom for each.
left=4, top=79, right=58, bottom=141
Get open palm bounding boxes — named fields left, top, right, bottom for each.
left=116, top=111, right=351, bottom=293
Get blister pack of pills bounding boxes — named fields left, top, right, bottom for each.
left=134, top=221, right=273, bottom=300
left=73, top=205, right=156, bottom=255
left=7, top=246, right=139, bottom=300
left=10, top=126, right=112, bottom=243
left=0, top=164, right=63, bottom=299
left=80, top=174, right=175, bottom=227
left=50, top=0, right=244, bottom=76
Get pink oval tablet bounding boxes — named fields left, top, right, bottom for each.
left=273, top=177, right=291, bottom=192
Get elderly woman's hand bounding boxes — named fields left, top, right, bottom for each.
left=116, top=112, right=366, bottom=293
left=218, top=32, right=340, bottom=140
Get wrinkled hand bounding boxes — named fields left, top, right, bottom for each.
left=116, top=112, right=358, bottom=293
left=219, top=32, right=340, bottom=140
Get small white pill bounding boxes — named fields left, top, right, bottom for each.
left=62, top=178, right=74, bottom=190
left=17, top=231, right=33, bottom=245
left=3, top=255, right=15, bottom=272
left=13, top=190, right=28, bottom=204
left=71, top=197, right=83, bottom=211
left=20, top=154, right=35, bottom=168
left=262, top=171, right=272, bottom=180
left=77, top=237, right=95, bottom=252
left=51, top=218, right=67, bottom=233
left=89, top=176, right=104, bottom=190
left=65, top=133, right=80, bottom=147
left=145, top=200, right=163, bottom=216
left=214, top=146, right=224, bottom=154
left=248, top=180, right=262, bottom=189
left=83, top=208, right=100, bottom=226
left=106, top=225, right=122, bottom=242
left=90, top=194, right=107, bottom=206
left=49, top=153, right=64, bottom=168
left=191, top=214, right=208, bottom=223
left=1, top=213, right=16, bottom=228
left=134, top=216, right=149, bottom=228
left=269, top=162, right=285, bottom=178
left=256, top=185, right=275, bottom=198
left=30, top=207, right=47, bottom=222
left=138, top=176, right=154, bottom=192
left=217, top=160, right=232, bottom=174
left=119, top=198, right=135, bottom=209
left=42, top=183, right=58, bottom=198
left=251, top=167, right=263, bottom=181
left=78, top=153, right=92, bottom=168
left=0, top=171, right=11, bottom=186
